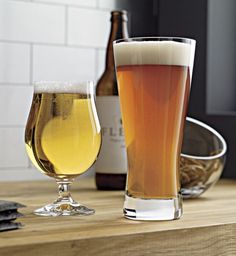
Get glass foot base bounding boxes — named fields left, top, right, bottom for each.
left=34, top=202, right=95, bottom=217
left=123, top=193, right=182, bottom=221
left=181, top=186, right=206, bottom=199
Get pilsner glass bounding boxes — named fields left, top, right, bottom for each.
left=25, top=81, right=101, bottom=216
left=113, top=37, right=196, bottom=220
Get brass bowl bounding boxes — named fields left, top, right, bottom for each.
left=180, top=117, right=227, bottom=198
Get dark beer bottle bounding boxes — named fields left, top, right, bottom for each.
left=95, top=10, right=129, bottom=190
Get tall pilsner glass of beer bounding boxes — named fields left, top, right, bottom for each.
left=113, top=37, right=196, bottom=220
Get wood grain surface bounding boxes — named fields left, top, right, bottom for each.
left=0, top=178, right=236, bottom=256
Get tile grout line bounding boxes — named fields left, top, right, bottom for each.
left=0, top=125, right=25, bottom=128
left=29, top=43, right=33, bottom=85
left=64, top=5, right=68, bottom=45
left=28, top=43, right=33, bottom=168
left=13, top=0, right=110, bottom=10
left=11, top=0, right=33, bottom=3
left=0, top=83, right=31, bottom=86
left=94, top=49, right=99, bottom=83
left=8, top=0, right=113, bottom=12
left=0, top=167, right=30, bottom=171
left=0, top=39, right=106, bottom=51
left=0, top=40, right=31, bottom=46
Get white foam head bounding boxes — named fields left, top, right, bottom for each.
left=114, top=40, right=194, bottom=67
left=34, top=81, right=94, bottom=94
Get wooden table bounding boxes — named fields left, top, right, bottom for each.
left=0, top=178, right=236, bottom=256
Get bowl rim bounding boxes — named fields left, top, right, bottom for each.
left=181, top=117, right=227, bottom=160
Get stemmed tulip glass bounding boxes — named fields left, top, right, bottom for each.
left=25, top=81, right=101, bottom=216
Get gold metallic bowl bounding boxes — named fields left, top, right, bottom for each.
left=180, top=117, right=227, bottom=198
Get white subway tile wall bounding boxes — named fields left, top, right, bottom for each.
left=98, top=0, right=117, bottom=9
left=0, top=86, right=33, bottom=125
left=0, top=0, right=116, bottom=180
left=0, top=1, right=65, bottom=43
left=68, top=8, right=110, bottom=47
left=0, top=42, right=30, bottom=83
left=97, top=48, right=106, bottom=79
left=33, top=45, right=96, bottom=81
left=33, top=0, right=97, bottom=7
left=0, top=127, right=29, bottom=168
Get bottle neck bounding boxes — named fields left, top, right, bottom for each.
left=105, top=15, right=128, bottom=69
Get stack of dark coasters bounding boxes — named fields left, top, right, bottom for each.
left=0, top=200, right=25, bottom=232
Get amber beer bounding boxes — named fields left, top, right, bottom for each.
left=117, top=64, right=190, bottom=198
left=114, top=38, right=195, bottom=220
left=25, top=85, right=101, bottom=180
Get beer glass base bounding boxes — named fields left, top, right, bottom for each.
left=34, top=202, right=95, bottom=217
left=123, top=193, right=182, bottom=221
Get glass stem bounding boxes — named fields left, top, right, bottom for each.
left=55, top=179, right=75, bottom=204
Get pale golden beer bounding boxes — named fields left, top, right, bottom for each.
left=25, top=92, right=101, bottom=179
left=25, top=82, right=101, bottom=216
left=114, top=38, right=195, bottom=220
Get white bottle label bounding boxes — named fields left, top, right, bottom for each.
left=95, top=96, right=127, bottom=174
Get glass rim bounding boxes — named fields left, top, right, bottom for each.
left=33, top=81, right=95, bottom=94
left=181, top=117, right=227, bottom=160
left=113, top=36, right=196, bottom=45
left=33, top=80, right=94, bottom=87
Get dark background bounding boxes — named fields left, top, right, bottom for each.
left=115, top=0, right=236, bottom=179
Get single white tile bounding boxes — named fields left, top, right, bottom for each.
left=98, top=0, right=116, bottom=9
left=0, top=42, right=30, bottom=84
left=33, top=45, right=96, bottom=82
left=68, top=8, right=110, bottom=48
left=97, top=48, right=106, bottom=81
left=0, top=86, right=33, bottom=126
left=33, top=0, right=96, bottom=7
left=0, top=127, right=29, bottom=168
left=0, top=0, right=65, bottom=43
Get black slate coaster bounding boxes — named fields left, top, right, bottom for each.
left=0, top=210, right=23, bottom=222
left=0, top=222, right=22, bottom=232
left=0, top=200, right=25, bottom=212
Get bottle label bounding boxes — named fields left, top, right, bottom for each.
left=95, top=96, right=127, bottom=174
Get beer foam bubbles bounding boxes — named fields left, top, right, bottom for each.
left=114, top=40, right=193, bottom=67
left=34, top=81, right=94, bottom=94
